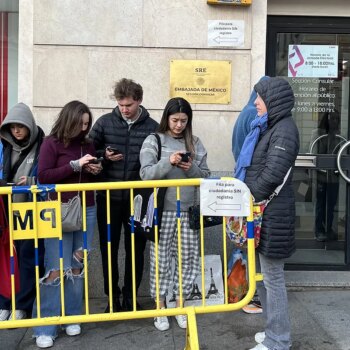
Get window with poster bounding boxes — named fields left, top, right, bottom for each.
left=267, top=16, right=350, bottom=269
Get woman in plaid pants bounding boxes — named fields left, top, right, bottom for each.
left=140, top=97, right=210, bottom=331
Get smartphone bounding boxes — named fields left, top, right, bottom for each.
left=87, top=157, right=104, bottom=164
left=107, top=146, right=121, bottom=155
left=180, top=152, right=191, bottom=162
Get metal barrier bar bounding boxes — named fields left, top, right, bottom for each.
left=130, top=188, right=137, bottom=312
left=0, top=178, right=262, bottom=350
left=154, top=187, right=161, bottom=310
left=176, top=186, right=184, bottom=308
left=106, top=190, right=113, bottom=313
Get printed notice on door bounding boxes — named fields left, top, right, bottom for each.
left=199, top=179, right=251, bottom=217
left=288, top=45, right=338, bottom=78
left=170, top=60, right=231, bottom=104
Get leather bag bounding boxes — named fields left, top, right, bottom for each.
left=61, top=195, right=82, bottom=232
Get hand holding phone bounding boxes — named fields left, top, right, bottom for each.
left=106, top=146, right=121, bottom=155
left=87, top=157, right=104, bottom=164
left=180, top=152, right=191, bottom=162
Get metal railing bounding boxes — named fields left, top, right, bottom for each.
left=0, top=178, right=262, bottom=350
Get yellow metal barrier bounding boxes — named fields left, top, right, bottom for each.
left=0, top=178, right=262, bottom=350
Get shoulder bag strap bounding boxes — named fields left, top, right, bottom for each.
left=265, top=167, right=292, bottom=205
left=153, top=133, right=162, bottom=161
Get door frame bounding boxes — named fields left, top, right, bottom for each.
left=266, top=15, right=350, bottom=270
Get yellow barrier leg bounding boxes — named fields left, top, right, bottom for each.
left=184, top=307, right=199, bottom=350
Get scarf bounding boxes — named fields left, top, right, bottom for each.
left=234, top=113, right=268, bottom=182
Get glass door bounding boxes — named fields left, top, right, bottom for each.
left=267, top=16, right=350, bottom=269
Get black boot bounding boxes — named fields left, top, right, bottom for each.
left=104, top=298, right=122, bottom=313
left=122, top=297, right=142, bottom=311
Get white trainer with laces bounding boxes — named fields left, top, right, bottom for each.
left=175, top=314, right=187, bottom=329
left=36, top=335, right=54, bottom=348
left=65, top=324, right=81, bottom=336
left=255, top=331, right=266, bottom=343
left=254, top=331, right=292, bottom=348
left=154, top=307, right=169, bottom=331
left=8, top=310, right=27, bottom=321
left=0, top=309, right=10, bottom=321
left=249, top=344, right=269, bottom=350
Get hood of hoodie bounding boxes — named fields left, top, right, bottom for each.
left=254, top=77, right=295, bottom=129
left=0, top=103, right=39, bottom=151
left=246, top=76, right=270, bottom=108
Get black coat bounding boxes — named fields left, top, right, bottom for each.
left=90, top=106, right=158, bottom=201
left=245, top=78, right=300, bottom=259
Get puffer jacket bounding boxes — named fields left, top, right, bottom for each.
left=244, top=77, right=300, bottom=259
left=90, top=105, right=158, bottom=201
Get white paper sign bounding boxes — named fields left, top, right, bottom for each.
left=288, top=45, right=338, bottom=78
left=208, top=20, right=244, bottom=47
left=199, top=178, right=251, bottom=217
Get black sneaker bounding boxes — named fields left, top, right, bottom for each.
left=104, top=299, right=122, bottom=313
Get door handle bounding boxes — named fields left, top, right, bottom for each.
left=295, top=155, right=316, bottom=167
left=337, top=140, right=350, bottom=183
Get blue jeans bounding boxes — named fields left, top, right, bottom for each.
left=32, top=206, right=96, bottom=339
left=257, top=253, right=291, bottom=350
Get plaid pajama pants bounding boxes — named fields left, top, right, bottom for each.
left=150, top=211, right=199, bottom=301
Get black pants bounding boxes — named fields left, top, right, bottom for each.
left=96, top=194, right=147, bottom=300
left=0, top=238, right=45, bottom=313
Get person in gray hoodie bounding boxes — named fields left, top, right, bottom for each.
left=0, top=102, right=45, bottom=321
left=140, top=97, right=210, bottom=332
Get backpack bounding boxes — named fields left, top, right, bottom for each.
left=130, top=133, right=167, bottom=242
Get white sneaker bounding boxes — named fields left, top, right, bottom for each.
left=0, top=309, right=10, bottom=321
left=175, top=314, right=187, bottom=329
left=249, top=344, right=269, bottom=350
left=255, top=331, right=265, bottom=343
left=8, top=310, right=27, bottom=320
left=154, top=308, right=169, bottom=331
left=65, top=324, right=81, bottom=336
left=36, top=335, right=54, bottom=348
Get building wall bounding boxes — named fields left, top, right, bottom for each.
left=19, top=0, right=268, bottom=174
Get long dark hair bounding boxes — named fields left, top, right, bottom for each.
left=50, top=100, right=93, bottom=147
left=158, top=97, right=195, bottom=153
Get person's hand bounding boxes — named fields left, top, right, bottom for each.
left=105, top=148, right=124, bottom=162
left=17, top=176, right=27, bottom=186
left=85, top=163, right=103, bottom=175
left=78, top=154, right=96, bottom=167
left=177, top=158, right=192, bottom=171
left=169, top=151, right=192, bottom=170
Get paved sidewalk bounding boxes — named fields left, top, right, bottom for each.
left=1, top=289, right=350, bottom=350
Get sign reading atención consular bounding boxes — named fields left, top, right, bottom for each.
left=170, top=60, right=231, bottom=104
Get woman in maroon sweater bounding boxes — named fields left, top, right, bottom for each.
left=32, top=101, right=102, bottom=349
